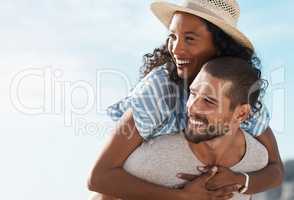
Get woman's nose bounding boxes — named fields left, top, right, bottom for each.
left=172, top=38, right=186, bottom=57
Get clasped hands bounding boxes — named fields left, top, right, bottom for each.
left=176, top=166, right=245, bottom=200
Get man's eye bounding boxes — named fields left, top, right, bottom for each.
left=190, top=92, right=196, bottom=97
left=204, top=98, right=214, bottom=105
left=186, top=36, right=195, bottom=41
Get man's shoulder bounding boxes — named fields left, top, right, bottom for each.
left=233, top=132, right=269, bottom=172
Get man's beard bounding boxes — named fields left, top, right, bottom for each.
left=184, top=114, right=231, bottom=144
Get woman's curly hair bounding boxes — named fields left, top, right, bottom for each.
left=139, top=18, right=266, bottom=113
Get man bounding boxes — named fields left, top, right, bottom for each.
left=92, top=57, right=269, bottom=200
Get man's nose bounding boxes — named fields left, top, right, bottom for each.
left=187, top=96, right=202, bottom=115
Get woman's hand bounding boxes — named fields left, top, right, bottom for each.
left=177, top=166, right=244, bottom=190
left=180, top=168, right=239, bottom=200
left=204, top=166, right=244, bottom=190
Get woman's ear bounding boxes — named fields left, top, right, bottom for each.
left=233, top=104, right=251, bottom=123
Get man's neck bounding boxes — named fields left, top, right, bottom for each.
left=188, top=128, right=246, bottom=167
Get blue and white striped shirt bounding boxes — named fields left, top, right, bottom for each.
left=107, top=65, right=270, bottom=140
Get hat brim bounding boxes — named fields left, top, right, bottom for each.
left=151, top=1, right=253, bottom=50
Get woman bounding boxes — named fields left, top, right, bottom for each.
left=88, top=0, right=284, bottom=199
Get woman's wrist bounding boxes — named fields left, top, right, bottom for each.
left=234, top=172, right=247, bottom=187
left=238, top=172, right=250, bottom=193
left=173, top=190, right=190, bottom=200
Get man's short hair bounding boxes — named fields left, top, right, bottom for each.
left=203, top=57, right=267, bottom=112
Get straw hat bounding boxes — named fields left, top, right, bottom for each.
left=151, top=0, right=253, bottom=49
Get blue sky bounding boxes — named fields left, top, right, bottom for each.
left=0, top=0, right=293, bottom=200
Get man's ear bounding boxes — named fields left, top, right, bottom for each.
left=233, top=104, right=251, bottom=123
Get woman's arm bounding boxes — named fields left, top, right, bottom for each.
left=87, top=109, right=185, bottom=200
left=244, top=127, right=284, bottom=193
left=201, top=127, right=284, bottom=194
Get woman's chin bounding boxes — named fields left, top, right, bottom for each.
left=177, top=66, right=198, bottom=81
left=177, top=67, right=190, bottom=79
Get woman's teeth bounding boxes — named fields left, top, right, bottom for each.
left=176, top=59, right=191, bottom=65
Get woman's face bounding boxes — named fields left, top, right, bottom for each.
left=168, top=12, right=217, bottom=82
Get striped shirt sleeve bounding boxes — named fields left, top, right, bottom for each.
left=106, top=66, right=178, bottom=140
left=240, top=104, right=271, bottom=137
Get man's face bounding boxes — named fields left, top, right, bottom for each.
left=184, top=69, right=236, bottom=144
left=168, top=12, right=217, bottom=82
